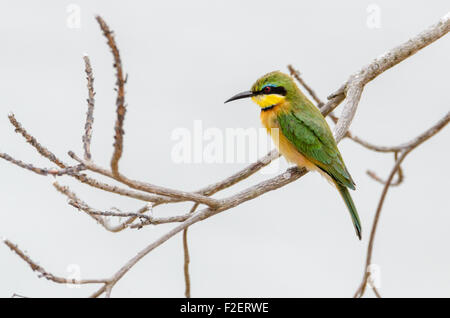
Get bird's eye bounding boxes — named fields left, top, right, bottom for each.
left=263, top=86, right=271, bottom=93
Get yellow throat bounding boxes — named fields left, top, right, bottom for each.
left=251, top=94, right=285, bottom=109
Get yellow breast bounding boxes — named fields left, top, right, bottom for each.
left=260, top=103, right=318, bottom=172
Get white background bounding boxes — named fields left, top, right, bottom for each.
left=0, top=0, right=449, bottom=297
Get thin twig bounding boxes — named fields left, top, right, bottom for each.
left=95, top=16, right=127, bottom=176
left=54, top=182, right=190, bottom=229
left=288, top=65, right=324, bottom=107
left=367, top=152, right=404, bottom=186
left=0, top=153, right=83, bottom=176
left=82, top=55, right=95, bottom=160
left=3, top=239, right=108, bottom=285
left=54, top=182, right=155, bottom=229
left=73, top=173, right=165, bottom=204
left=183, top=203, right=199, bottom=298
left=8, top=113, right=66, bottom=168
left=81, top=208, right=152, bottom=221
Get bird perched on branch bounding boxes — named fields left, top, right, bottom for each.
left=225, top=71, right=362, bottom=240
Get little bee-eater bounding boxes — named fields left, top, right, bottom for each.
left=225, top=71, right=362, bottom=240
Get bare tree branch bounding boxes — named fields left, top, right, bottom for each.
left=69, top=151, right=222, bottom=208
left=333, top=13, right=450, bottom=142
left=54, top=181, right=131, bottom=228
left=354, top=111, right=450, bottom=298
left=53, top=181, right=191, bottom=230
left=8, top=111, right=177, bottom=212
left=95, top=16, right=127, bottom=177
left=3, top=239, right=108, bottom=285
left=288, top=64, right=406, bottom=155
left=82, top=55, right=95, bottom=161
left=0, top=153, right=83, bottom=176
left=182, top=203, right=199, bottom=298
left=8, top=113, right=66, bottom=168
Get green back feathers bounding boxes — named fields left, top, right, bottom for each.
left=277, top=103, right=355, bottom=190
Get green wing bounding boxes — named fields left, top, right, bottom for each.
left=277, top=107, right=355, bottom=190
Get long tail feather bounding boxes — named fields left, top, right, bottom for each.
left=335, top=182, right=362, bottom=240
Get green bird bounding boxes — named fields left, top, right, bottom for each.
left=225, top=71, right=362, bottom=240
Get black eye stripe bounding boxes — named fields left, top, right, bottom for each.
left=270, top=86, right=286, bottom=95
left=254, top=86, right=287, bottom=96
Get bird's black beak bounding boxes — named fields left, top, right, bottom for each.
left=224, top=90, right=254, bottom=103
